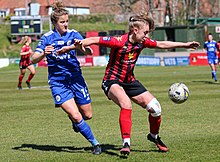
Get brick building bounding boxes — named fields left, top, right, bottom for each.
left=0, top=0, right=91, bottom=17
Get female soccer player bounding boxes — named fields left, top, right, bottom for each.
left=58, top=13, right=200, bottom=155
left=203, top=33, right=219, bottom=82
left=31, top=0, right=101, bottom=155
left=17, top=36, right=35, bottom=90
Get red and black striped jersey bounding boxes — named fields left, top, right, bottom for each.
left=99, top=33, right=157, bottom=83
left=19, top=45, right=32, bottom=67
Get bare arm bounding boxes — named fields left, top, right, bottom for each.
left=156, top=41, right=200, bottom=49
left=32, top=51, right=46, bottom=64
left=81, top=37, right=100, bottom=46
left=57, top=37, right=100, bottom=55
left=20, top=51, right=31, bottom=56
left=20, top=49, right=32, bottom=56
left=32, top=45, right=54, bottom=64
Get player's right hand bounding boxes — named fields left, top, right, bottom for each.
left=44, top=45, right=54, bottom=55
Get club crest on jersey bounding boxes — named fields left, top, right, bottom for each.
left=67, top=40, right=71, bottom=46
left=55, top=95, right=61, bottom=102
left=102, top=37, right=111, bottom=41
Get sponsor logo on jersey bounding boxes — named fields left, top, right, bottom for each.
left=102, top=37, right=111, bottom=41
left=58, top=41, right=64, bottom=45
left=128, top=52, right=134, bottom=60
left=121, top=52, right=136, bottom=64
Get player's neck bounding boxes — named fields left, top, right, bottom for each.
left=129, top=34, right=136, bottom=44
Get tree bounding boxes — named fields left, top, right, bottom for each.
left=118, top=0, right=141, bottom=13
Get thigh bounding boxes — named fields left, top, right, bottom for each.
left=131, top=91, right=155, bottom=108
left=108, top=84, right=132, bottom=109
left=27, top=64, right=35, bottom=74
left=209, top=63, right=215, bottom=70
left=61, top=98, right=82, bottom=123
left=20, top=68, right=26, bottom=75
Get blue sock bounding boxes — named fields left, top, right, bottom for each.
left=75, top=119, right=99, bottom=146
left=212, top=71, right=217, bottom=80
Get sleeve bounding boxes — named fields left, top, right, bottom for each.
left=216, top=42, right=218, bottom=49
left=143, top=38, right=157, bottom=48
left=34, top=36, right=47, bottom=53
left=71, top=31, right=84, bottom=44
left=99, top=36, right=121, bottom=48
left=74, top=32, right=84, bottom=40
left=203, top=43, right=206, bottom=49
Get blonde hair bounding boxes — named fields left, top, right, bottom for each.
left=129, top=13, right=155, bottom=32
left=51, top=0, right=68, bottom=25
left=18, top=36, right=31, bottom=44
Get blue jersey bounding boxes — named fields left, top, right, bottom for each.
left=203, top=40, right=218, bottom=59
left=35, top=28, right=83, bottom=80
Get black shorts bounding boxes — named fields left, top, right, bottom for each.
left=101, top=80, right=147, bottom=98
left=19, top=61, right=33, bottom=69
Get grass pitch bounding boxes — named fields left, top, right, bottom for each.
left=0, top=65, right=220, bottom=162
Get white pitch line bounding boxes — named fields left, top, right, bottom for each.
left=21, top=85, right=50, bottom=90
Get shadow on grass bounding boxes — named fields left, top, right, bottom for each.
left=12, top=143, right=161, bottom=158
left=192, top=80, right=219, bottom=84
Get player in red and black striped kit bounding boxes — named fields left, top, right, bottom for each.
left=17, top=36, right=35, bottom=90
left=57, top=13, right=200, bottom=155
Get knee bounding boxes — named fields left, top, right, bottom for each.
left=69, top=112, right=83, bottom=123
left=146, top=98, right=161, bottom=117
left=119, top=99, right=132, bottom=109
left=83, top=113, right=92, bottom=120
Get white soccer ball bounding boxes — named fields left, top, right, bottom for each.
left=168, top=83, right=189, bottom=104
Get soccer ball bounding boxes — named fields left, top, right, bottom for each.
left=168, top=83, right=189, bottom=104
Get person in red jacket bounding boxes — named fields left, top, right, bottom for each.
left=57, top=13, right=200, bottom=156
left=17, top=36, right=35, bottom=90
left=217, top=35, right=220, bottom=65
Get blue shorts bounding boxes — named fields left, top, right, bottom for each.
left=49, top=75, right=91, bottom=107
left=208, top=57, right=218, bottom=65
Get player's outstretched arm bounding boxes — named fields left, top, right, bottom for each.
left=57, top=38, right=100, bottom=55
left=81, top=37, right=100, bottom=46
left=156, top=41, right=200, bottom=49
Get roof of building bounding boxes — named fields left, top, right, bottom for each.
left=0, top=0, right=90, bottom=9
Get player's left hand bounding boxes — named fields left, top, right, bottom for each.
left=74, top=39, right=86, bottom=52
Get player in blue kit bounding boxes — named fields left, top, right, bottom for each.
left=203, top=33, right=219, bottom=82
left=31, top=0, right=101, bottom=155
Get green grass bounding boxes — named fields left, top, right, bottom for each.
left=0, top=65, right=220, bottom=162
